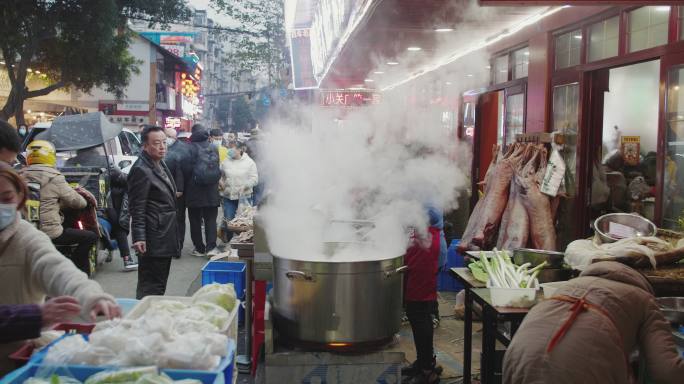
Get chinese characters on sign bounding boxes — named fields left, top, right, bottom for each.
left=320, top=91, right=381, bottom=107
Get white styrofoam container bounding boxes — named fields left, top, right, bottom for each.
left=540, top=281, right=567, bottom=299
left=125, top=295, right=240, bottom=384
left=489, top=287, right=538, bottom=308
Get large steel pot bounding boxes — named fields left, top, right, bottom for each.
left=272, top=253, right=405, bottom=346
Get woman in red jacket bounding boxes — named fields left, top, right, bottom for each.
left=402, top=224, right=442, bottom=384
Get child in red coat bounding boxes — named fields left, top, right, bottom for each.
left=402, top=225, right=441, bottom=384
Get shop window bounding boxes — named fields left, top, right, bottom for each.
left=493, top=54, right=508, bottom=84
left=505, top=93, right=524, bottom=145
left=552, top=83, right=579, bottom=248
left=588, top=16, right=619, bottom=62
left=555, top=30, right=582, bottom=70
left=512, top=47, right=529, bottom=79
left=663, top=66, right=684, bottom=229
left=680, top=7, right=684, bottom=40
left=628, top=6, right=670, bottom=53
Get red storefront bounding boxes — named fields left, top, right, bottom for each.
left=310, top=2, right=684, bottom=248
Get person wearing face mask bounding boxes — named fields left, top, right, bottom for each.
left=0, top=168, right=120, bottom=374
left=219, top=141, right=258, bottom=238
left=0, top=119, right=21, bottom=168
left=163, top=128, right=189, bottom=255
left=210, top=128, right=228, bottom=163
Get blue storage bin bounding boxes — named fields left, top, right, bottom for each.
left=437, top=239, right=464, bottom=292
left=202, top=261, right=246, bottom=298
left=115, top=298, right=139, bottom=317
left=2, top=335, right=236, bottom=384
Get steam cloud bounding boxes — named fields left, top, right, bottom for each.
left=253, top=0, right=536, bottom=262
left=257, top=91, right=470, bottom=262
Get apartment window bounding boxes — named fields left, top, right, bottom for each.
left=588, top=16, right=619, bottom=62
left=680, top=7, right=684, bottom=40
left=493, top=54, right=509, bottom=84
left=628, top=6, right=670, bottom=52
left=555, top=29, right=582, bottom=69
left=512, top=47, right=529, bottom=79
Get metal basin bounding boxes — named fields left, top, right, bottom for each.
left=272, top=253, right=405, bottom=347
left=513, top=248, right=565, bottom=269
left=655, top=297, right=684, bottom=325
left=593, top=213, right=656, bottom=244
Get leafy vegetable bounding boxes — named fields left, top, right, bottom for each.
left=479, top=249, right=547, bottom=289
left=84, top=367, right=157, bottom=384
left=191, top=283, right=237, bottom=312
left=468, top=261, right=489, bottom=283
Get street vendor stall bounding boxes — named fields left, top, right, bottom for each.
left=452, top=211, right=684, bottom=384
left=3, top=285, right=241, bottom=384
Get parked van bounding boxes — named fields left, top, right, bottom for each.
left=21, top=122, right=142, bottom=171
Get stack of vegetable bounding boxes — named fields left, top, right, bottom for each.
left=43, top=284, right=237, bottom=371
left=24, top=367, right=202, bottom=384
left=468, top=249, right=547, bottom=289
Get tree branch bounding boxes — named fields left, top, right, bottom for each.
left=1, top=48, right=16, bottom=84
left=25, top=81, right=65, bottom=99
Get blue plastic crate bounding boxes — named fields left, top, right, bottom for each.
left=202, top=261, right=246, bottom=298
left=2, top=335, right=235, bottom=384
left=438, top=239, right=464, bottom=292
left=115, top=298, right=139, bottom=317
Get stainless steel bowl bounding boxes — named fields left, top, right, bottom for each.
left=655, top=297, right=684, bottom=325
left=513, top=248, right=565, bottom=269
left=593, top=213, right=656, bottom=244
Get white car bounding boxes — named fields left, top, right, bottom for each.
left=22, top=123, right=142, bottom=172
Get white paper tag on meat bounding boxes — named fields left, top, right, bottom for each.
left=608, top=222, right=637, bottom=239
left=541, top=148, right=566, bottom=197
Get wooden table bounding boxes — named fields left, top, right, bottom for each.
left=450, top=268, right=531, bottom=384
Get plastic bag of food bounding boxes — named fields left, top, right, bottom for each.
left=118, top=332, right=165, bottom=367
left=192, top=283, right=237, bottom=312
left=156, top=336, right=221, bottom=371
left=84, top=367, right=158, bottom=384
left=145, top=300, right=188, bottom=317
left=133, top=373, right=174, bottom=384
left=31, top=330, right=66, bottom=350
left=43, top=335, right=116, bottom=366
left=172, top=318, right=219, bottom=335
left=89, top=327, right=130, bottom=354
left=25, top=375, right=82, bottom=384
left=190, top=302, right=230, bottom=331
left=181, top=332, right=228, bottom=357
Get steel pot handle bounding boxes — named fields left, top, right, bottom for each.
left=285, top=270, right=315, bottom=282
left=384, top=265, right=408, bottom=278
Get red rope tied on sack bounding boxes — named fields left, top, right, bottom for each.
left=545, top=294, right=619, bottom=354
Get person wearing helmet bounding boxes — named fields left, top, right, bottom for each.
left=20, top=140, right=97, bottom=274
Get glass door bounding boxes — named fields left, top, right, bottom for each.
left=504, top=84, right=526, bottom=145
left=661, top=60, right=684, bottom=229
left=552, top=82, right=580, bottom=248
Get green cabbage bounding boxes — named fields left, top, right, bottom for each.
left=84, top=367, right=157, bottom=384
left=191, top=283, right=237, bottom=312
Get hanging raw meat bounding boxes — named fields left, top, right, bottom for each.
left=496, top=145, right=539, bottom=250
left=472, top=144, right=526, bottom=248
left=518, top=146, right=557, bottom=251
left=459, top=144, right=527, bottom=252
left=459, top=145, right=500, bottom=252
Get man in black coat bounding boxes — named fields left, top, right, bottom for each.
left=185, top=124, right=220, bottom=257
left=128, top=125, right=179, bottom=299
left=164, top=128, right=190, bottom=255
